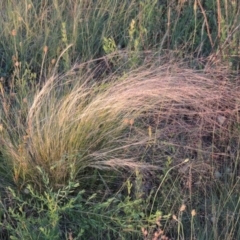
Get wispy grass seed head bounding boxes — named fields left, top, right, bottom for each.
left=0, top=62, right=239, bottom=190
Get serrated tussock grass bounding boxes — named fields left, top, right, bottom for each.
left=0, top=60, right=239, bottom=192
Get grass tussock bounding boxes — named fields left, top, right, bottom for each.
left=1, top=60, right=239, bottom=191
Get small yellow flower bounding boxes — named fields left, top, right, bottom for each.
left=130, top=19, right=136, bottom=30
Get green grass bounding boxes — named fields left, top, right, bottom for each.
left=0, top=0, right=240, bottom=239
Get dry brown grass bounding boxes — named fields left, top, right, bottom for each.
left=0, top=60, right=239, bottom=190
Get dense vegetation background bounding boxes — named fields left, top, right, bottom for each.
left=0, top=0, right=240, bottom=239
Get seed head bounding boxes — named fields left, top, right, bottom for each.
left=179, top=204, right=186, bottom=212
left=43, top=46, right=48, bottom=53
left=191, top=209, right=196, bottom=216
left=11, top=29, right=17, bottom=36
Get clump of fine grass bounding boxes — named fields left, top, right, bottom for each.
left=1, top=58, right=240, bottom=192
